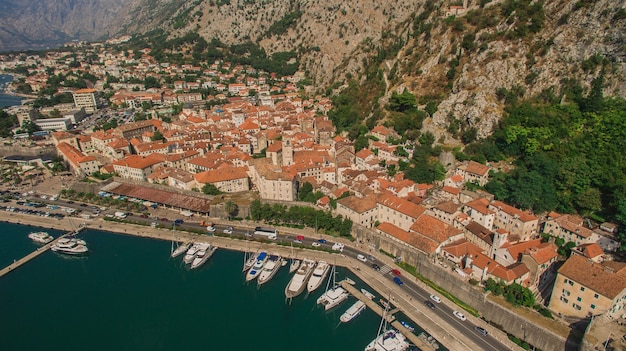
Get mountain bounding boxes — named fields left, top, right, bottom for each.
left=0, top=0, right=183, bottom=52
left=2, top=0, right=625, bottom=143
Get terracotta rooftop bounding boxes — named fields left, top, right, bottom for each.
left=464, top=198, right=492, bottom=215
left=489, top=200, right=537, bottom=222
left=435, top=201, right=461, bottom=214
left=463, top=160, right=490, bottom=176
left=377, top=192, right=426, bottom=219
left=337, top=195, right=378, bottom=214
left=194, top=166, right=249, bottom=183
left=558, top=254, right=626, bottom=299
left=377, top=222, right=440, bottom=254
left=410, top=214, right=462, bottom=243
left=465, top=221, right=494, bottom=245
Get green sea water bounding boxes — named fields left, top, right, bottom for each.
left=0, top=224, right=413, bottom=351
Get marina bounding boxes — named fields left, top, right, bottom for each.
left=0, top=213, right=455, bottom=351
left=0, top=226, right=385, bottom=351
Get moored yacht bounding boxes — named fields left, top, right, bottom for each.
left=307, top=261, right=330, bottom=293
left=171, top=241, right=192, bottom=258
left=361, top=289, right=376, bottom=300
left=28, top=231, right=53, bottom=244
left=242, top=251, right=258, bottom=272
left=340, top=300, right=366, bottom=323
left=51, top=238, right=88, bottom=255
left=316, top=285, right=349, bottom=311
left=285, top=259, right=316, bottom=298
left=190, top=243, right=212, bottom=269
left=257, top=254, right=281, bottom=285
left=183, top=243, right=201, bottom=264
left=245, top=251, right=268, bottom=282
left=364, top=329, right=409, bottom=351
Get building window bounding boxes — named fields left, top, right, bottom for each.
left=577, top=296, right=582, bottom=302
left=573, top=303, right=582, bottom=310
left=591, top=304, right=596, bottom=310
left=594, top=293, right=599, bottom=299
left=581, top=287, right=585, bottom=292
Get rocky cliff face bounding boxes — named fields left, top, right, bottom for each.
left=2, top=0, right=625, bottom=144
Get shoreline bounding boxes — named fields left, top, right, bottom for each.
left=0, top=210, right=515, bottom=351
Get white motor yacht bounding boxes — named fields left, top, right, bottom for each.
left=360, top=289, right=376, bottom=300
left=257, top=254, right=281, bottom=285
left=242, top=251, right=258, bottom=272
left=364, top=329, right=409, bottom=351
left=316, top=285, right=349, bottom=311
left=58, top=237, right=87, bottom=246
left=340, top=300, right=366, bottom=323
left=183, top=243, right=201, bottom=264
left=245, top=251, right=268, bottom=282
left=190, top=243, right=212, bottom=269
left=28, top=231, right=53, bottom=244
left=171, top=241, right=192, bottom=258
left=307, top=261, right=330, bottom=293
left=285, top=259, right=316, bottom=298
left=51, top=238, right=88, bottom=255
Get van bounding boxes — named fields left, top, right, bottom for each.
left=356, top=254, right=367, bottom=262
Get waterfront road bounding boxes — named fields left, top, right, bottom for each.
left=2, top=199, right=517, bottom=351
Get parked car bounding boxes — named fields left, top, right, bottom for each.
left=223, top=226, right=233, bottom=234
left=424, top=301, right=435, bottom=309
left=356, top=254, right=367, bottom=262
left=371, top=263, right=381, bottom=271
left=391, top=269, right=401, bottom=276
left=332, top=243, right=344, bottom=251
left=174, top=219, right=184, bottom=225
left=393, top=276, right=404, bottom=286
left=453, top=311, right=466, bottom=321
left=474, top=326, right=488, bottom=336
left=206, top=226, right=216, bottom=233
left=317, top=239, right=327, bottom=244
left=430, top=294, right=441, bottom=303
left=311, top=242, right=321, bottom=247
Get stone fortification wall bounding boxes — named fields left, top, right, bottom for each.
left=0, top=144, right=56, bottom=158
left=353, top=226, right=579, bottom=351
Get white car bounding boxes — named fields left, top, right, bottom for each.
left=206, top=226, right=216, bottom=232
left=453, top=311, right=466, bottom=321
left=223, top=226, right=233, bottom=234
left=311, top=242, right=321, bottom=247
left=356, top=254, right=367, bottom=262
left=430, top=294, right=441, bottom=303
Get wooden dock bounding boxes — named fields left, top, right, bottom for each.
left=0, top=231, right=79, bottom=278
left=340, top=280, right=433, bottom=350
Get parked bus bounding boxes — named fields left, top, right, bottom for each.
left=254, top=227, right=277, bottom=240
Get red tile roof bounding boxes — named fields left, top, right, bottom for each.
left=410, top=215, right=462, bottom=243
left=558, top=254, right=626, bottom=299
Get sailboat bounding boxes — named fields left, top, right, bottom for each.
left=288, top=242, right=300, bottom=273
left=364, top=294, right=410, bottom=351
left=242, top=240, right=257, bottom=272
left=170, top=222, right=190, bottom=258
left=316, top=264, right=349, bottom=311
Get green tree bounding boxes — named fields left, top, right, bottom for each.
left=224, top=200, right=238, bottom=219
left=151, top=131, right=165, bottom=142
left=201, top=183, right=221, bottom=195
left=297, top=182, right=313, bottom=201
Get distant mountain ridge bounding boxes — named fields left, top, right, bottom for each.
left=0, top=0, right=183, bottom=52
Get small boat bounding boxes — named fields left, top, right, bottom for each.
left=400, top=321, right=415, bottom=333
left=285, top=259, right=315, bottom=298
left=190, top=243, right=212, bottom=269
left=28, top=231, right=53, bottom=244
left=281, top=258, right=288, bottom=267
left=51, top=238, right=88, bottom=255
left=245, top=251, right=268, bottom=282
left=289, top=259, right=301, bottom=273
left=307, top=261, right=330, bottom=293
left=171, top=241, right=192, bottom=258
left=344, top=277, right=356, bottom=285
left=183, top=243, right=201, bottom=264
left=340, top=300, right=366, bottom=323
left=361, top=289, right=376, bottom=300
left=58, top=237, right=87, bottom=246
left=257, top=254, right=281, bottom=285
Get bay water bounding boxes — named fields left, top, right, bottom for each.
left=0, top=222, right=407, bottom=351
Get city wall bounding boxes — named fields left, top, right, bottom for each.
left=354, top=226, right=579, bottom=351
